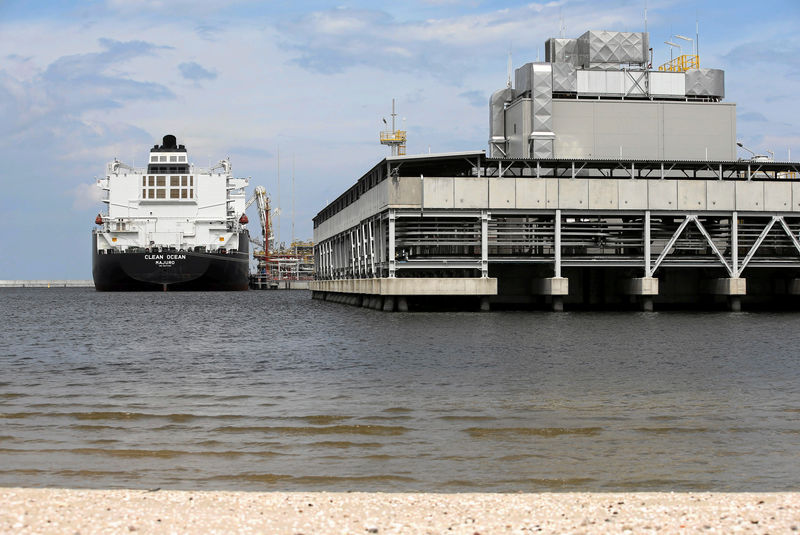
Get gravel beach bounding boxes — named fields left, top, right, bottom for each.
left=1, top=488, right=797, bottom=534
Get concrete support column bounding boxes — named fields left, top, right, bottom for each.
left=788, top=279, right=800, bottom=295
left=479, top=296, right=491, bottom=312
left=532, top=277, right=569, bottom=295
left=397, top=296, right=409, bottom=312
left=552, top=296, right=564, bottom=312
left=708, top=277, right=746, bottom=295
left=626, top=277, right=659, bottom=295
left=707, top=277, right=746, bottom=311
left=382, top=296, right=395, bottom=312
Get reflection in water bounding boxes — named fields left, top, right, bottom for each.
left=1, top=288, right=799, bottom=491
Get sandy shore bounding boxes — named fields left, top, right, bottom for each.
left=1, top=488, right=797, bottom=534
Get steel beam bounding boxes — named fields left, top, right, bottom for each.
left=738, top=217, right=778, bottom=276
left=651, top=215, right=692, bottom=274
left=388, top=210, right=396, bottom=278
left=693, top=216, right=733, bottom=276
left=481, top=211, right=489, bottom=278
left=554, top=209, right=562, bottom=278
left=732, top=212, right=738, bottom=275
left=644, top=210, right=651, bottom=277
left=778, top=217, right=800, bottom=257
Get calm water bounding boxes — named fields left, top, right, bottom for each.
left=1, top=288, right=799, bottom=492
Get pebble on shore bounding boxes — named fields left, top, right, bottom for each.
left=1, top=488, right=798, bottom=534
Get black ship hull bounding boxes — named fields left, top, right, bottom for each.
left=92, top=232, right=250, bottom=291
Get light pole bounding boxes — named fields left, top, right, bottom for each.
left=737, top=141, right=772, bottom=162
left=674, top=34, right=694, bottom=56
left=664, top=40, right=680, bottom=64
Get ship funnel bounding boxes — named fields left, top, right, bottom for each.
left=162, top=135, right=177, bottom=149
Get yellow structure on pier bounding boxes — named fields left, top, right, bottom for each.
left=659, top=54, right=700, bottom=72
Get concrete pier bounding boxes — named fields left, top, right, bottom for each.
left=249, top=277, right=309, bottom=290
left=310, top=278, right=497, bottom=312
left=0, top=280, right=94, bottom=288
left=311, top=153, right=800, bottom=312
left=532, top=277, right=569, bottom=296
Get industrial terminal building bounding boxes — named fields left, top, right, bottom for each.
left=310, top=30, right=800, bottom=311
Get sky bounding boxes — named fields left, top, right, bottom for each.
left=0, top=0, right=798, bottom=279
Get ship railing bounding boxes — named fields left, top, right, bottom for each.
left=97, top=245, right=244, bottom=255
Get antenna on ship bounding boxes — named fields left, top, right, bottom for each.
left=507, top=45, right=512, bottom=88
left=291, top=153, right=296, bottom=258
left=276, top=146, right=281, bottom=251
left=379, top=98, right=407, bottom=156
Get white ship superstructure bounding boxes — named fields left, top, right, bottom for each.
left=92, top=135, right=251, bottom=291
left=95, top=135, right=248, bottom=254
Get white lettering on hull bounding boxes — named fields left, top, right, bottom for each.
left=144, top=254, right=187, bottom=260
left=143, top=253, right=187, bottom=268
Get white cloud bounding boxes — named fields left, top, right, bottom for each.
left=72, top=182, right=104, bottom=211
left=278, top=2, right=647, bottom=82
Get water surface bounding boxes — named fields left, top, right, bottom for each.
left=1, top=288, right=798, bottom=491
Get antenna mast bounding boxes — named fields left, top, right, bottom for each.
left=644, top=0, right=648, bottom=35
left=276, top=147, right=280, bottom=250
left=379, top=98, right=407, bottom=156
left=696, top=13, right=700, bottom=56
left=507, top=47, right=512, bottom=88
left=291, top=154, right=295, bottom=254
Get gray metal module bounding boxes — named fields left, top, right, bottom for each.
left=685, top=68, right=725, bottom=98
left=575, top=30, right=649, bottom=67
left=551, top=62, right=577, bottom=93
left=545, top=38, right=579, bottom=65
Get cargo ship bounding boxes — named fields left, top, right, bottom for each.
left=92, top=135, right=250, bottom=291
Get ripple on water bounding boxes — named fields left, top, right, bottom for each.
left=632, top=427, right=709, bottom=434
left=31, top=447, right=287, bottom=459
left=207, top=473, right=418, bottom=486
left=297, top=415, right=351, bottom=425
left=438, top=477, right=595, bottom=490
left=212, top=425, right=410, bottom=436
left=0, top=412, right=39, bottom=419
left=463, top=427, right=603, bottom=438
left=307, top=441, right=384, bottom=449
left=437, top=415, right=498, bottom=422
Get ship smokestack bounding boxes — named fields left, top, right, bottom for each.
left=162, top=135, right=177, bottom=150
